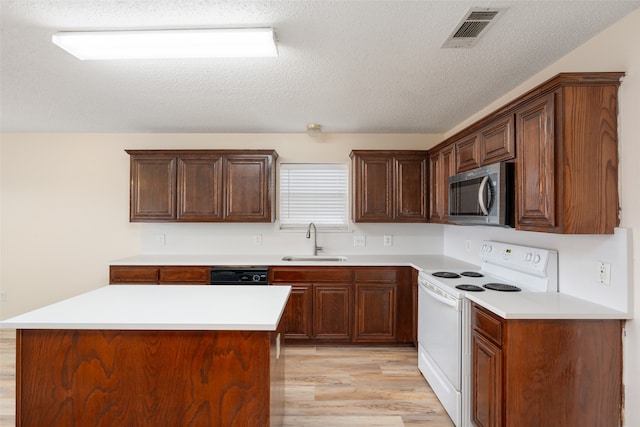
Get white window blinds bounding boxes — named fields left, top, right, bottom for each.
left=279, top=163, right=349, bottom=230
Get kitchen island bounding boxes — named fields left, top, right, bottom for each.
left=1, top=285, right=291, bottom=427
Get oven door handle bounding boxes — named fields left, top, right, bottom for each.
left=478, top=175, right=490, bottom=216
left=420, top=280, right=460, bottom=310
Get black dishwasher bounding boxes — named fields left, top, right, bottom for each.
left=209, top=267, right=269, bottom=285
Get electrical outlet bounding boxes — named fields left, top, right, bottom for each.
left=155, top=233, right=166, bottom=245
left=465, top=240, right=471, bottom=252
left=597, top=261, right=611, bottom=285
left=353, top=235, right=366, bottom=247
left=0, top=291, right=7, bottom=302
left=383, top=235, right=393, bottom=246
left=253, top=234, right=262, bottom=245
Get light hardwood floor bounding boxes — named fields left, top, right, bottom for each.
left=0, top=330, right=453, bottom=426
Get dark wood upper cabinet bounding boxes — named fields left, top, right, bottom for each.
left=455, top=134, right=481, bottom=172
left=429, top=72, right=623, bottom=234
left=351, top=150, right=428, bottom=223
left=515, top=94, right=556, bottom=230
left=351, top=152, right=393, bottom=221
left=177, top=155, right=223, bottom=221
left=395, top=155, right=428, bottom=221
left=479, top=114, right=515, bottom=165
left=515, top=75, right=623, bottom=233
left=224, top=154, right=274, bottom=222
left=130, top=155, right=177, bottom=221
left=127, top=150, right=277, bottom=223
left=428, top=144, right=455, bottom=223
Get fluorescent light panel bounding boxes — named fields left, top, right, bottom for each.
left=52, top=28, right=278, bottom=60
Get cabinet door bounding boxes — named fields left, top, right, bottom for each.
left=352, top=154, right=393, bottom=222
left=280, top=284, right=313, bottom=341
left=515, top=94, right=556, bottom=231
left=354, top=283, right=396, bottom=342
left=480, top=115, right=515, bottom=165
left=395, top=155, right=428, bottom=222
left=472, top=331, right=503, bottom=427
left=429, top=145, right=455, bottom=223
left=177, top=155, right=223, bottom=221
left=130, top=155, right=177, bottom=221
left=158, top=266, right=210, bottom=284
left=224, top=155, right=273, bottom=222
left=313, top=284, right=352, bottom=341
left=455, top=134, right=480, bottom=172
left=110, top=266, right=159, bottom=284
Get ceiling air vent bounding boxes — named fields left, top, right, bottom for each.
left=442, top=8, right=505, bottom=48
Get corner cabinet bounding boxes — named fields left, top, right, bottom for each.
left=471, top=303, right=623, bottom=427
left=350, top=150, right=429, bottom=223
left=514, top=74, right=622, bottom=233
left=127, top=149, right=277, bottom=223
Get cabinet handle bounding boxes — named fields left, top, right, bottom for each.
left=478, top=176, right=490, bottom=216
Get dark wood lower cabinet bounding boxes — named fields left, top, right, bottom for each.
left=16, top=327, right=284, bottom=426
left=270, top=266, right=414, bottom=345
left=471, top=303, right=623, bottom=427
left=472, top=332, right=502, bottom=427
left=313, top=284, right=353, bottom=341
left=280, top=285, right=313, bottom=341
left=110, top=265, right=210, bottom=285
left=354, top=283, right=396, bottom=342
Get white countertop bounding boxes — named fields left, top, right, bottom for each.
left=1, top=285, right=291, bottom=331
left=109, top=253, right=475, bottom=272
left=108, top=253, right=630, bottom=320
left=465, top=291, right=629, bottom=319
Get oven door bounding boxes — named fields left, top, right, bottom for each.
left=418, top=276, right=462, bottom=425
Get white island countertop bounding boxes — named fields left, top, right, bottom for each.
left=1, top=285, right=291, bottom=331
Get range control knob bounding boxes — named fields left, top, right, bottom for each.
left=532, top=254, right=542, bottom=264
left=252, top=274, right=262, bottom=282
left=525, top=253, right=533, bottom=262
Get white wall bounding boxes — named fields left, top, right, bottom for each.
left=443, top=8, right=640, bottom=426
left=0, top=132, right=443, bottom=319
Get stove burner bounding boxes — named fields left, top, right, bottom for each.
left=483, top=283, right=521, bottom=292
left=455, top=284, right=485, bottom=292
left=460, top=271, right=484, bottom=278
left=432, top=271, right=461, bottom=279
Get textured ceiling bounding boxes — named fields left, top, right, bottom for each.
left=1, top=0, right=639, bottom=133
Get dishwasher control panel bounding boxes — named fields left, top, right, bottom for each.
left=209, top=267, right=269, bottom=285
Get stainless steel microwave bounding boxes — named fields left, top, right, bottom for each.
left=448, top=162, right=514, bottom=227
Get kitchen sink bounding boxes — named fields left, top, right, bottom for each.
left=281, top=256, right=348, bottom=262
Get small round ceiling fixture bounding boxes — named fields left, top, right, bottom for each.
left=306, top=123, right=322, bottom=135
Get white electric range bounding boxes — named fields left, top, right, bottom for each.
left=417, top=241, right=558, bottom=427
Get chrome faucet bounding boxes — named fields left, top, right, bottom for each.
left=306, top=222, right=323, bottom=256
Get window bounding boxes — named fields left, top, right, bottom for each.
left=279, top=163, right=349, bottom=230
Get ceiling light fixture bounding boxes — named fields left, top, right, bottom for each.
left=306, top=123, right=322, bottom=135
left=52, top=28, right=278, bottom=60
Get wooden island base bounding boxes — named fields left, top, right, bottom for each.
left=16, top=328, right=284, bottom=427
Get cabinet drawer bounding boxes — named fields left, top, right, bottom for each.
left=354, top=268, right=398, bottom=283
left=159, top=267, right=210, bottom=284
left=270, top=267, right=353, bottom=283
left=472, top=304, right=503, bottom=347
left=110, top=266, right=159, bottom=284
